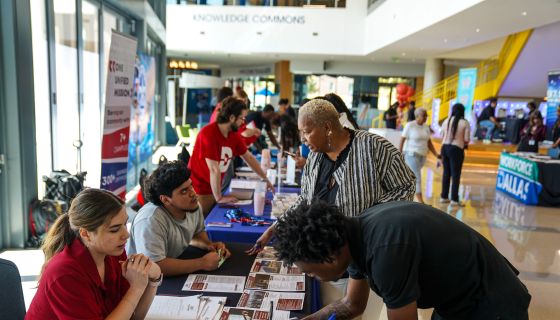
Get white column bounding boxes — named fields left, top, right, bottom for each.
left=423, top=58, right=444, bottom=91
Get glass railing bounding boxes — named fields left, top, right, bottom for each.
left=167, top=0, right=346, bottom=8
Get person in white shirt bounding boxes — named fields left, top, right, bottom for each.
left=439, top=103, right=471, bottom=207
left=399, top=107, right=440, bottom=204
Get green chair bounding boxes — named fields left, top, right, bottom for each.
left=176, top=125, right=191, bottom=146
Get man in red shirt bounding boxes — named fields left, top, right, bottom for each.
left=189, top=97, right=274, bottom=215
left=209, top=86, right=233, bottom=123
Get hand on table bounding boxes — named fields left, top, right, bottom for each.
left=201, top=251, right=221, bottom=271
left=246, top=225, right=274, bottom=255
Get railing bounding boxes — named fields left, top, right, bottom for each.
left=168, top=0, right=346, bottom=7
left=411, top=30, right=526, bottom=121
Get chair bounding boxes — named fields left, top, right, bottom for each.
left=0, top=258, right=26, bottom=319
left=175, top=125, right=191, bottom=146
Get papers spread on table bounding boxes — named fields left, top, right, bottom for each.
left=219, top=307, right=290, bottom=320
left=271, top=193, right=299, bottom=219
left=256, top=246, right=279, bottom=260
left=250, top=259, right=303, bottom=275
left=146, top=295, right=226, bottom=320
left=230, top=179, right=259, bottom=190
left=245, top=274, right=306, bottom=292
left=237, top=290, right=305, bottom=311
left=182, top=274, right=246, bottom=293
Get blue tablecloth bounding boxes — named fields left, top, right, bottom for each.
left=205, top=187, right=300, bottom=243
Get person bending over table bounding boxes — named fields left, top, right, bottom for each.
left=188, top=97, right=274, bottom=216
left=128, top=161, right=231, bottom=276
left=273, top=201, right=531, bottom=320
left=26, top=189, right=161, bottom=320
left=249, top=98, right=415, bottom=253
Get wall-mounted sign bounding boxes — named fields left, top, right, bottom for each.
left=193, top=14, right=306, bottom=25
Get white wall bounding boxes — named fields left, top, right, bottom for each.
left=166, top=2, right=367, bottom=56
left=364, top=0, right=485, bottom=54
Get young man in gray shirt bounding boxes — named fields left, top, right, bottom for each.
left=128, top=161, right=231, bottom=276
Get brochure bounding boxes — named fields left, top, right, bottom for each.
left=182, top=274, right=246, bottom=293
left=245, top=274, right=305, bottom=292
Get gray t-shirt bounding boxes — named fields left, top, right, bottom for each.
left=127, top=202, right=206, bottom=262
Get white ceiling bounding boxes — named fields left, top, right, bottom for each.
left=167, top=0, right=560, bottom=69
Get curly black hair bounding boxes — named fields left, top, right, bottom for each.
left=273, top=200, right=348, bottom=265
left=143, top=161, right=191, bottom=206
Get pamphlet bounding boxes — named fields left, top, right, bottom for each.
left=237, top=290, right=305, bottom=311
left=250, top=259, right=302, bottom=275
left=245, top=274, right=305, bottom=292
left=182, top=275, right=246, bottom=293
left=256, top=246, right=278, bottom=260
left=219, top=307, right=290, bottom=320
left=146, top=295, right=226, bottom=320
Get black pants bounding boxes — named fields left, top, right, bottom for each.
left=441, top=144, right=465, bottom=202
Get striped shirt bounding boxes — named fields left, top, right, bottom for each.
left=293, top=130, right=415, bottom=217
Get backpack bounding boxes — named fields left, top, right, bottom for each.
left=26, top=199, right=63, bottom=247
left=43, top=170, right=87, bottom=204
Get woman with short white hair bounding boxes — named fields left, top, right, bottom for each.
left=399, top=107, right=440, bottom=204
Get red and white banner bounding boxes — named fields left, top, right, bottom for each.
left=100, top=31, right=137, bottom=198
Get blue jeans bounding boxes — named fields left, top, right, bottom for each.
left=404, top=153, right=426, bottom=194
left=479, top=120, right=495, bottom=140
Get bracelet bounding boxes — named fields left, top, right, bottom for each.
left=148, top=273, right=163, bottom=287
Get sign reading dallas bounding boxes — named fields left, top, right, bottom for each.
left=496, top=152, right=542, bottom=205
left=193, top=13, right=305, bottom=24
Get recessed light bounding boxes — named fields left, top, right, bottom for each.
left=401, top=52, right=406, bottom=56
left=476, top=28, right=480, bottom=32
left=443, top=38, right=448, bottom=43
left=200, top=31, right=205, bottom=35
left=312, top=32, right=319, bottom=36
left=256, top=31, right=262, bottom=35
left=522, top=11, right=527, bottom=16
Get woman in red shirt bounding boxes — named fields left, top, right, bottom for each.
left=26, top=188, right=161, bottom=320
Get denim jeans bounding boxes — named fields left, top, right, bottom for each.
left=404, top=152, right=426, bottom=194
left=479, top=120, right=495, bottom=140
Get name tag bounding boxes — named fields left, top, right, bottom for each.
left=529, top=140, right=536, bottom=146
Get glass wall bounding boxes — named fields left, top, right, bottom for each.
left=30, top=0, right=150, bottom=196
left=31, top=0, right=52, bottom=198
left=168, top=0, right=346, bottom=8
left=53, top=0, right=80, bottom=174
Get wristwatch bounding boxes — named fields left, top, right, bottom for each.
left=148, top=273, right=163, bottom=287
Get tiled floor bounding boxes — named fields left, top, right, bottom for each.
left=1, top=162, right=559, bottom=319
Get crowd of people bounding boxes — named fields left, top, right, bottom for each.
left=26, top=90, right=534, bottom=320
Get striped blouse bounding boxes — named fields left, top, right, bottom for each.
left=293, top=130, right=416, bottom=217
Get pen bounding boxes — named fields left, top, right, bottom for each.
left=270, top=301, right=274, bottom=320
left=327, top=313, right=336, bottom=320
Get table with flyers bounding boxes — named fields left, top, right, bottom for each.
left=156, top=243, right=321, bottom=319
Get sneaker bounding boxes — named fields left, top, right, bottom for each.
left=483, top=139, right=491, bottom=144
left=450, top=201, right=465, bottom=207
left=439, top=198, right=450, bottom=204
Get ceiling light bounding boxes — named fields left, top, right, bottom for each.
left=521, top=11, right=527, bottom=16
left=185, top=61, right=191, bottom=68
left=178, top=61, right=185, bottom=68
left=476, top=28, right=480, bottom=32
left=443, top=38, right=448, bottom=43
left=401, top=52, right=406, bottom=56
left=200, top=31, right=205, bottom=35
left=312, top=32, right=319, bottom=36
left=191, top=62, right=198, bottom=69
left=257, top=31, right=262, bottom=35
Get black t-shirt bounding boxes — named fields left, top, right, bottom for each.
left=478, top=106, right=495, bottom=123
left=384, top=108, right=397, bottom=129
left=407, top=107, right=415, bottom=122
left=245, top=111, right=270, bottom=131
left=314, top=130, right=355, bottom=204
left=286, top=106, right=296, bottom=119
left=346, top=202, right=530, bottom=319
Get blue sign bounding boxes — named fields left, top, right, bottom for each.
left=496, top=153, right=542, bottom=205
left=457, top=68, right=477, bottom=127
left=546, top=71, right=560, bottom=128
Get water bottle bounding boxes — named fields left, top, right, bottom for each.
left=254, top=181, right=266, bottom=217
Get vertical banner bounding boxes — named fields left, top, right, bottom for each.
left=457, top=68, right=477, bottom=136
left=100, top=31, right=137, bottom=198
left=546, top=70, right=560, bottom=128
left=127, top=54, right=156, bottom=191
left=430, top=98, right=441, bottom=134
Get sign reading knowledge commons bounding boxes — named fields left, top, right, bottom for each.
left=496, top=152, right=542, bottom=205
left=100, top=31, right=137, bottom=199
